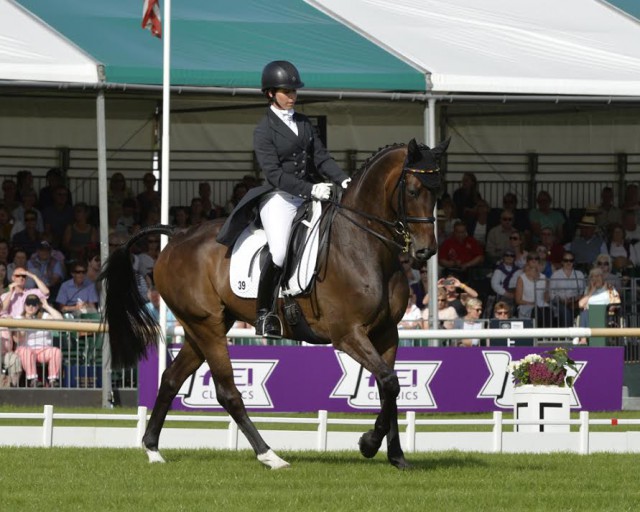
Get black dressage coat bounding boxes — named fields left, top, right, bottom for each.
left=216, top=108, right=348, bottom=247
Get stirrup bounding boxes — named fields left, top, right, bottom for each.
left=256, top=312, right=283, bottom=339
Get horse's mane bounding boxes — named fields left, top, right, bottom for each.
left=351, top=143, right=406, bottom=180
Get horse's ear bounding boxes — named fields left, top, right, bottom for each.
left=407, top=138, right=421, bottom=160
left=430, top=137, right=451, bottom=159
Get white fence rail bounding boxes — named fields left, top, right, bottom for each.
left=1, top=406, right=640, bottom=454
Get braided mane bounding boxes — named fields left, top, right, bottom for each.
left=351, top=143, right=405, bottom=180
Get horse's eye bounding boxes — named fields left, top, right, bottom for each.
left=407, top=188, right=419, bottom=198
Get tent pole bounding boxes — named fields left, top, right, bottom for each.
left=96, top=90, right=113, bottom=408
left=157, top=0, right=172, bottom=390
left=424, top=97, right=440, bottom=345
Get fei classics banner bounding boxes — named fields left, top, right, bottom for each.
left=138, top=346, right=623, bottom=413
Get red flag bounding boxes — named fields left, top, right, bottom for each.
left=142, top=0, right=162, bottom=38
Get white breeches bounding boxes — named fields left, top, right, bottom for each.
left=259, top=191, right=304, bottom=267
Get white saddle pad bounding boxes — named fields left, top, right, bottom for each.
left=229, top=201, right=322, bottom=298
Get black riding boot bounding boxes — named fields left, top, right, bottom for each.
left=255, top=256, right=283, bottom=338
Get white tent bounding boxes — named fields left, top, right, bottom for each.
left=0, top=0, right=100, bottom=83
left=306, top=0, right=640, bottom=96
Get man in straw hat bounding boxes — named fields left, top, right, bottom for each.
left=565, top=214, right=606, bottom=271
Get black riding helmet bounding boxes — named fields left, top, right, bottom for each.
left=261, top=60, right=305, bottom=92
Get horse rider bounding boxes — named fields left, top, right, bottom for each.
left=217, top=60, right=351, bottom=338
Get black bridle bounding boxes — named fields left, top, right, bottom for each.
left=332, top=165, right=440, bottom=253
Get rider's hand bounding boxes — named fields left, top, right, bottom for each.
left=311, top=183, right=332, bottom=201
left=341, top=178, right=352, bottom=189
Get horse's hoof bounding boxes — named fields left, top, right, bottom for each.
left=145, top=447, right=166, bottom=464
left=390, top=457, right=411, bottom=470
left=257, top=449, right=290, bottom=470
left=358, top=430, right=382, bottom=459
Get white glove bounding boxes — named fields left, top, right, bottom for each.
left=311, top=182, right=332, bottom=201
left=341, top=178, right=352, bottom=189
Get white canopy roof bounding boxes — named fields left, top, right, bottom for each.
left=306, top=0, right=640, bottom=96
left=0, top=0, right=99, bottom=83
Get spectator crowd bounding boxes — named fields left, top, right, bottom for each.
left=399, top=177, right=640, bottom=346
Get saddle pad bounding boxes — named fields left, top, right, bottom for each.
left=229, top=201, right=321, bottom=298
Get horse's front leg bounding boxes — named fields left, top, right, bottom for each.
left=143, top=340, right=204, bottom=463
left=333, top=325, right=407, bottom=469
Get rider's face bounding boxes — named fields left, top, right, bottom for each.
left=272, top=88, right=297, bottom=110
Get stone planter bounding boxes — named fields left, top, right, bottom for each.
left=513, top=384, right=572, bottom=433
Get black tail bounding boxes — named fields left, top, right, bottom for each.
left=99, top=224, right=175, bottom=368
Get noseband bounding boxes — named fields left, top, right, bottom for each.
left=332, top=165, right=440, bottom=253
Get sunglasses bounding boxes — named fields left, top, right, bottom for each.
left=14, top=274, right=27, bottom=278
left=25, top=301, right=40, bottom=307
left=563, top=258, right=575, bottom=263
left=72, top=269, right=87, bottom=274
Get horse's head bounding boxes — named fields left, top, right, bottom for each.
left=400, top=137, right=450, bottom=261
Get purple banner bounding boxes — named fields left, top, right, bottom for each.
left=138, top=346, right=623, bottom=412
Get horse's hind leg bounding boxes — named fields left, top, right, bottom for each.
left=142, top=340, right=204, bottom=463
left=192, top=322, right=290, bottom=470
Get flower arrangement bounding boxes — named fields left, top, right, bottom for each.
left=510, top=348, right=577, bottom=388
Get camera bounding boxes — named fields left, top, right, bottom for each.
left=444, top=279, right=455, bottom=286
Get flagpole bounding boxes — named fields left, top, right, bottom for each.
left=157, top=0, right=171, bottom=389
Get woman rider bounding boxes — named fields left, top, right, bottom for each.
left=217, top=60, right=351, bottom=338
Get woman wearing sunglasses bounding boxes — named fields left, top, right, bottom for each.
left=15, top=294, right=62, bottom=387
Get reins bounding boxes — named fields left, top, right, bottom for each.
left=330, top=165, right=438, bottom=253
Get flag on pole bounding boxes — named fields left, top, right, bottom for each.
left=142, top=0, right=162, bottom=38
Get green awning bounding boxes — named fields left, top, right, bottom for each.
left=16, top=0, right=424, bottom=91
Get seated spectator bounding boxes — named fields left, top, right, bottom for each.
left=535, top=244, right=554, bottom=278
left=188, top=197, right=207, bottom=227
left=1, top=327, right=21, bottom=387
left=492, top=301, right=513, bottom=320
left=499, top=192, right=531, bottom=237
left=515, top=254, right=551, bottom=325
left=86, top=252, right=101, bottom=284
left=565, top=215, right=606, bottom=271
left=422, top=287, right=458, bottom=329
left=0, top=239, right=10, bottom=267
left=27, top=241, right=64, bottom=297
left=452, top=172, right=482, bottom=222
left=438, top=221, right=484, bottom=282
left=595, top=186, right=621, bottom=233
left=172, top=206, right=190, bottom=232
left=15, top=295, right=63, bottom=388
left=622, top=208, right=640, bottom=244
left=15, top=170, right=35, bottom=203
left=508, top=230, right=528, bottom=269
left=1, top=179, right=20, bottom=212
left=7, top=248, right=28, bottom=282
left=145, top=287, right=179, bottom=331
left=12, top=189, right=43, bottom=234
left=438, top=275, right=478, bottom=317
left=528, top=190, right=564, bottom=244
left=593, top=253, right=622, bottom=291
left=11, top=208, right=42, bottom=257
left=577, top=267, right=621, bottom=343
left=140, top=205, right=161, bottom=228
left=490, top=249, right=520, bottom=305
left=621, top=183, right=640, bottom=221
left=0, top=206, right=18, bottom=241
left=0, top=261, right=8, bottom=291
left=108, top=172, right=135, bottom=225
left=198, top=181, right=223, bottom=219
left=225, top=182, right=249, bottom=215
left=438, top=196, right=460, bottom=239
left=38, top=167, right=72, bottom=211
left=539, top=227, right=565, bottom=272
left=137, top=173, right=161, bottom=223
left=398, top=291, right=423, bottom=331
left=606, top=222, right=638, bottom=273
left=410, top=262, right=430, bottom=310
left=42, top=185, right=74, bottom=249
left=115, top=198, right=138, bottom=235
left=453, top=297, right=484, bottom=347
left=137, top=236, right=160, bottom=282
left=55, top=262, right=99, bottom=317
left=549, top=251, right=585, bottom=328
left=62, top=203, right=98, bottom=263
left=467, top=199, right=490, bottom=248
left=399, top=254, right=420, bottom=285
left=0, top=267, right=50, bottom=318
left=486, top=210, right=517, bottom=264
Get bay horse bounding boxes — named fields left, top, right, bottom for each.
left=100, top=138, right=449, bottom=469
